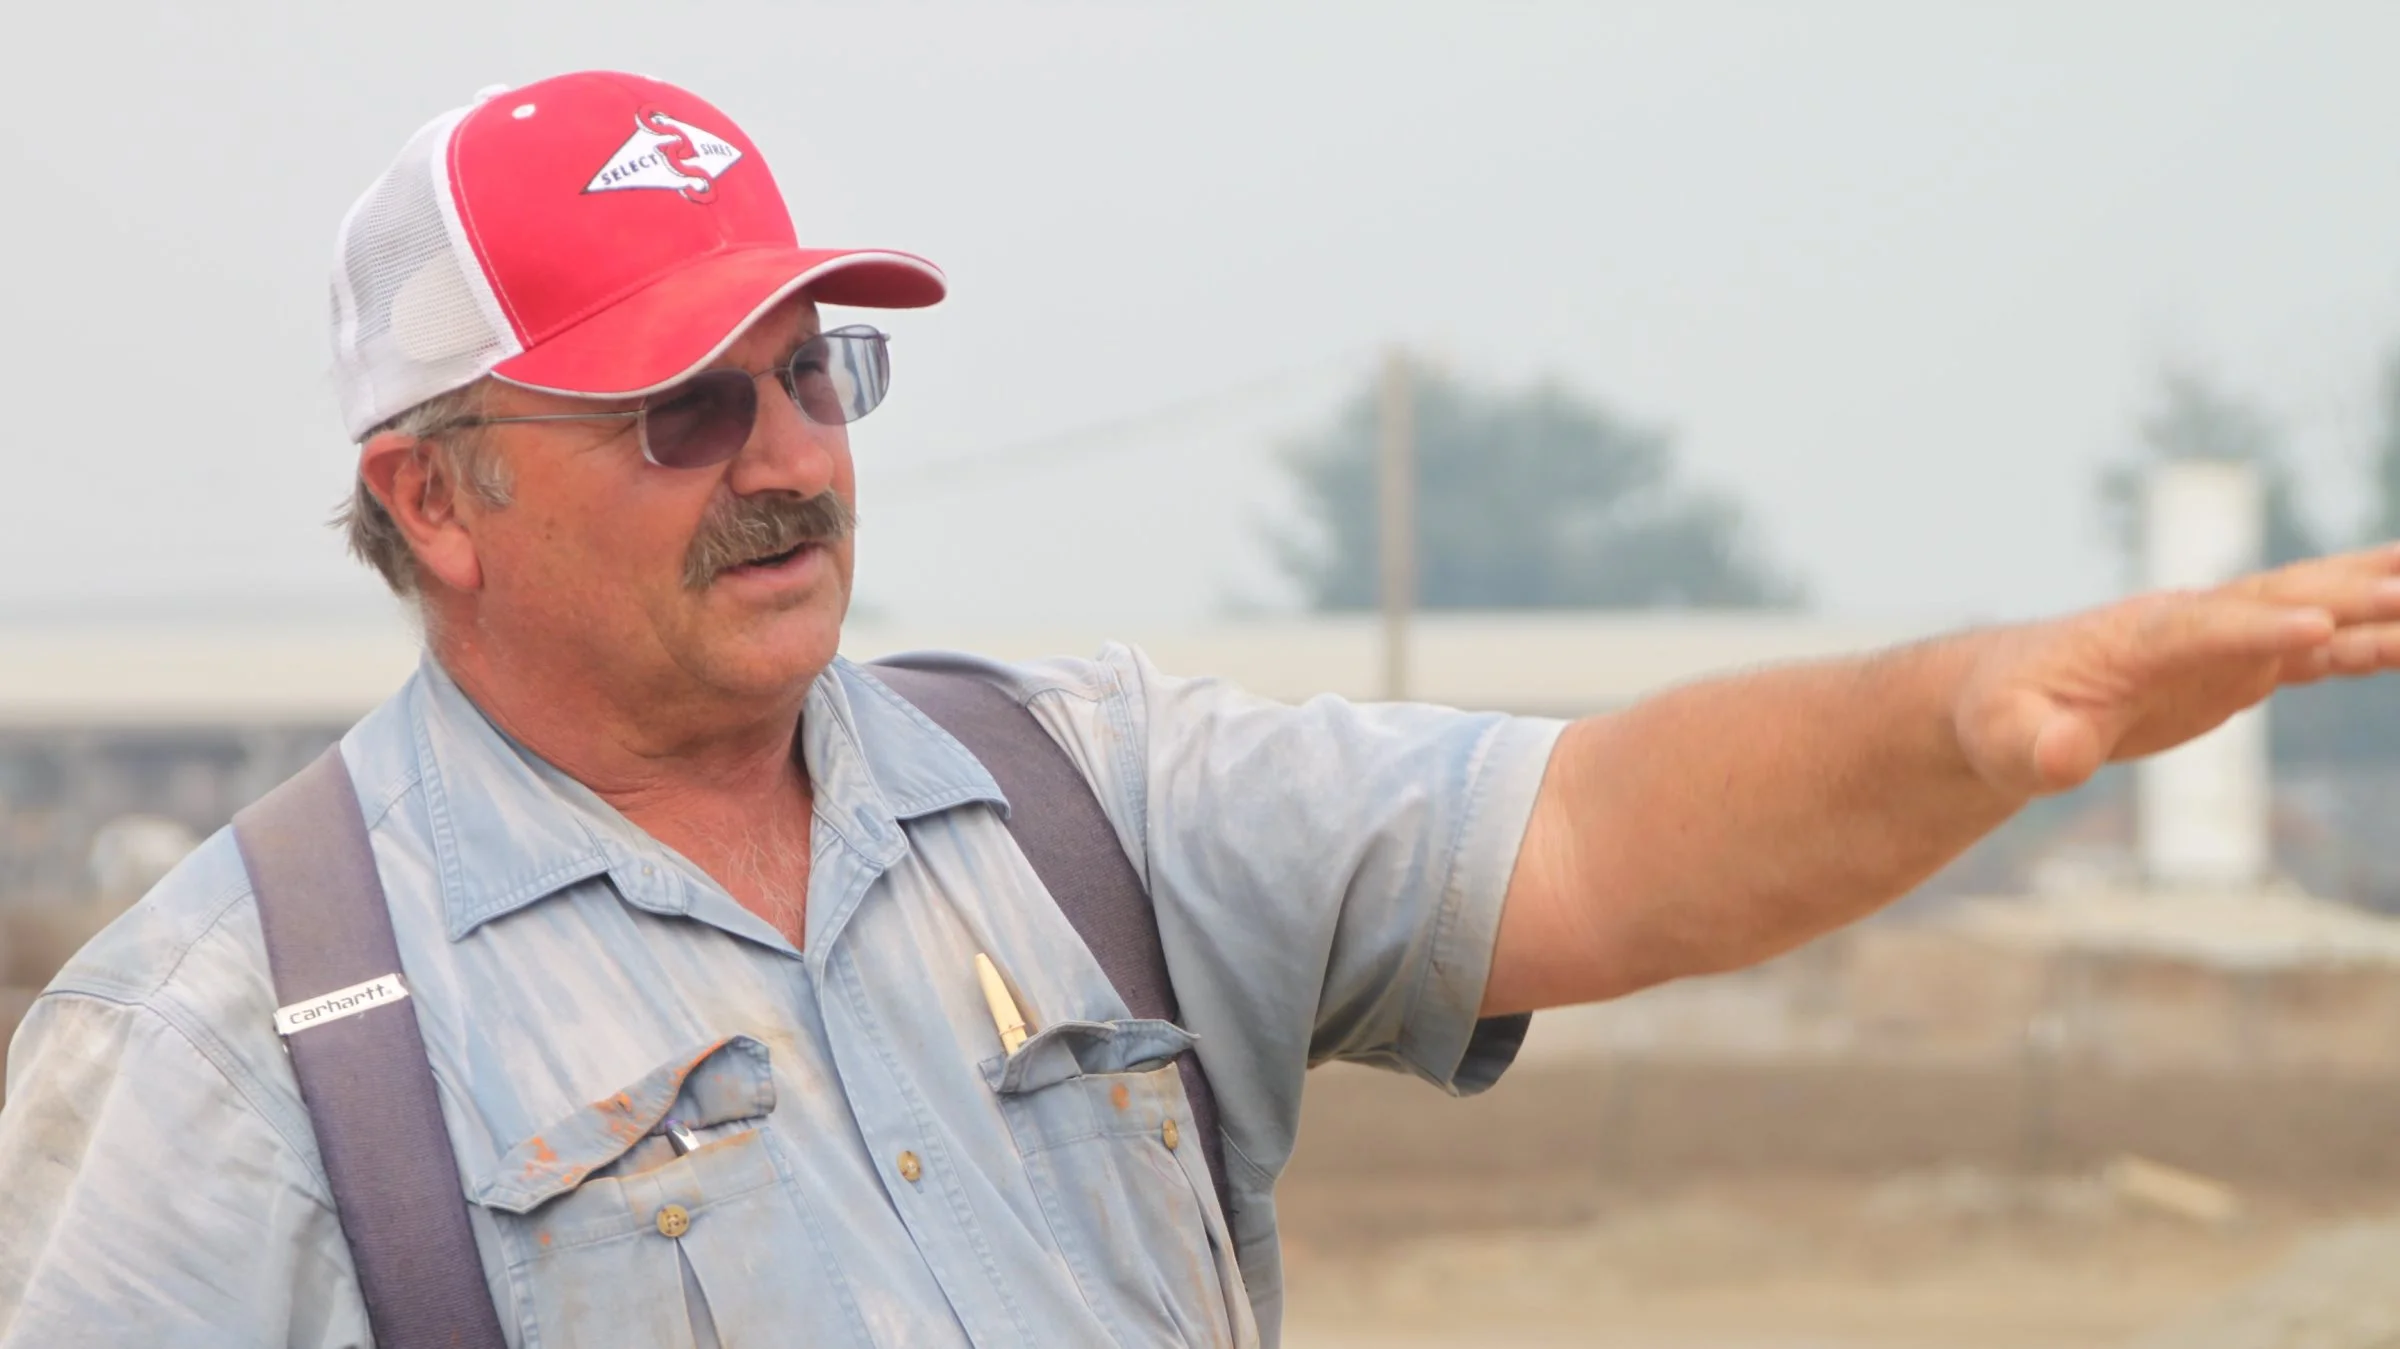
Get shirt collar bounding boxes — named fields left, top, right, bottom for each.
left=406, top=654, right=1006, bottom=942
left=813, top=656, right=1010, bottom=839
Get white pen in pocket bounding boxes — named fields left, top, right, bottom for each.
left=974, top=952, right=1030, bottom=1056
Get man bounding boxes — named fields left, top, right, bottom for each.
left=2, top=69, right=2397, bottom=1349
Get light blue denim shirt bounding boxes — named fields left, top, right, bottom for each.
left=0, top=645, right=1561, bottom=1348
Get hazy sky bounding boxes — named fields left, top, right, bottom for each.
left=9, top=1, right=2400, bottom=630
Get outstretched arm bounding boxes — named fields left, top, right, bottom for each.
left=1483, top=546, right=2400, bottom=1015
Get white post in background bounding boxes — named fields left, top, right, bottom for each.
left=2136, top=459, right=2269, bottom=890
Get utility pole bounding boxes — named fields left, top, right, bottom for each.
left=1377, top=346, right=1415, bottom=702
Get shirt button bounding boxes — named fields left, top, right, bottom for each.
left=654, top=1203, right=691, bottom=1239
left=1161, top=1118, right=1181, bottom=1151
left=897, top=1150, right=923, bottom=1183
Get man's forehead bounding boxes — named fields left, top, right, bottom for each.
left=715, top=296, right=824, bottom=367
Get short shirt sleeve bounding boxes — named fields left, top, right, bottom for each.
left=1022, top=643, right=1565, bottom=1174
left=0, top=992, right=368, bottom=1347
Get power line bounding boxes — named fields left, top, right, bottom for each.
left=876, top=348, right=1369, bottom=502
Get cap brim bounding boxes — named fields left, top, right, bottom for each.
left=492, top=245, right=946, bottom=399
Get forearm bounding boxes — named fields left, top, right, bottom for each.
left=1487, top=630, right=2027, bottom=1013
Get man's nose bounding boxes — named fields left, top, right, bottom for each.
left=724, top=374, right=843, bottom=498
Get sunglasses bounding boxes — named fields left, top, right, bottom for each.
left=432, top=325, right=892, bottom=469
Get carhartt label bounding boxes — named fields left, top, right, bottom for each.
left=274, top=974, right=410, bottom=1037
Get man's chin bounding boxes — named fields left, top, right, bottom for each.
left=689, top=602, right=846, bottom=701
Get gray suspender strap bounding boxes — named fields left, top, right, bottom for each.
left=232, top=748, right=509, bottom=1349
left=868, top=661, right=1234, bottom=1223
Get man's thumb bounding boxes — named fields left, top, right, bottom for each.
left=2027, top=708, right=2106, bottom=795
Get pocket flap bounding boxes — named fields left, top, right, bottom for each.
left=981, top=1018, right=1197, bottom=1095
left=474, top=1034, right=775, bottom=1214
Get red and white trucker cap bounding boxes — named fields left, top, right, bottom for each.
left=329, top=71, right=945, bottom=439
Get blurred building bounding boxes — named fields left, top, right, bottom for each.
left=0, top=612, right=1927, bottom=910
left=11, top=608, right=2400, bottom=921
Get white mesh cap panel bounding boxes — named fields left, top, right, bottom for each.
left=330, top=106, right=520, bottom=439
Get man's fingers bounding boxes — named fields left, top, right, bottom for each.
left=2275, top=620, right=2400, bottom=684
left=2322, top=576, right=2400, bottom=626
left=2324, top=621, right=2400, bottom=676
left=2131, top=593, right=2333, bottom=672
left=2281, top=644, right=2336, bottom=685
left=2236, top=544, right=2400, bottom=624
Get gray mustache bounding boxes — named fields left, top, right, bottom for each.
left=682, top=491, right=855, bottom=590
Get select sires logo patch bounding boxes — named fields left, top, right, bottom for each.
left=583, top=107, right=744, bottom=203
left=274, top=973, right=411, bottom=1037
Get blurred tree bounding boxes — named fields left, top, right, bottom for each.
left=2095, top=370, right=2326, bottom=589
left=1270, top=366, right=1802, bottom=611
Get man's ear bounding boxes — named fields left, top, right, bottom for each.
left=359, top=433, right=484, bottom=593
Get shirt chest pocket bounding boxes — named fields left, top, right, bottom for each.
left=469, top=1036, right=865, bottom=1349
left=986, top=1019, right=1246, bottom=1347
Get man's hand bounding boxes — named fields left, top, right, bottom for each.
left=1485, top=543, right=2400, bottom=1016
left=1953, top=544, right=2400, bottom=798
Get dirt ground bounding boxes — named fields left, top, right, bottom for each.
left=1277, top=1172, right=2386, bottom=1348
left=1271, top=1063, right=2400, bottom=1349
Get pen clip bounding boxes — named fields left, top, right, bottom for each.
left=663, top=1116, right=700, bottom=1156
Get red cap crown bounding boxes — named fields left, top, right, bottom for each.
left=330, top=71, right=944, bottom=438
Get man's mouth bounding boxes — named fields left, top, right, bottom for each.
left=726, top=542, right=812, bottom=576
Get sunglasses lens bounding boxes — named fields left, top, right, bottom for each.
left=788, top=327, right=891, bottom=425
left=640, top=371, right=757, bottom=469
